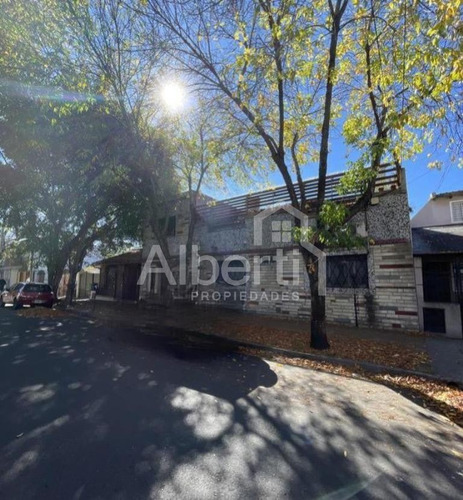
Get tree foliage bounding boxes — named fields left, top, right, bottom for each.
left=138, top=0, right=462, bottom=347
left=60, top=0, right=182, bottom=258
left=0, top=0, right=176, bottom=297
left=0, top=93, right=141, bottom=293
left=0, top=0, right=460, bottom=335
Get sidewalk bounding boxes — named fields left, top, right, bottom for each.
left=71, top=300, right=436, bottom=374
left=76, top=299, right=425, bottom=343
left=426, top=337, right=463, bottom=384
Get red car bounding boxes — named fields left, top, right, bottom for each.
left=0, top=282, right=54, bottom=309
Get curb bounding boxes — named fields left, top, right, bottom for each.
left=69, top=305, right=461, bottom=387
left=150, top=325, right=461, bottom=386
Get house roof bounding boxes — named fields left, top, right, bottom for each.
left=93, top=249, right=142, bottom=267
left=432, top=190, right=463, bottom=200
left=80, top=265, right=100, bottom=275
left=412, top=225, right=463, bottom=255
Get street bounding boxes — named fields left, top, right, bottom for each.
left=0, top=310, right=462, bottom=499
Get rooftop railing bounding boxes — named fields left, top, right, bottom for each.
left=197, top=166, right=400, bottom=226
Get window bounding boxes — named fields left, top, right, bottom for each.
left=159, top=215, right=176, bottom=237
left=450, top=200, right=463, bottom=223
left=327, top=254, right=369, bottom=288
left=422, top=260, right=451, bottom=302
left=271, top=220, right=292, bottom=243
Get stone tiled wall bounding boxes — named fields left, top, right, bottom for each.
left=141, top=182, right=419, bottom=331
left=244, top=250, right=311, bottom=318
left=367, top=191, right=411, bottom=242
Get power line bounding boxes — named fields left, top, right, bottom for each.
left=435, top=163, right=450, bottom=192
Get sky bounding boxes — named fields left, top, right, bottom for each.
left=164, top=78, right=462, bottom=216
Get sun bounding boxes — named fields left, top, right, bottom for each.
left=160, top=81, right=186, bottom=113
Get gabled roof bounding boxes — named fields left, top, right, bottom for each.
left=432, top=190, right=463, bottom=200
left=93, top=249, right=142, bottom=267
left=80, top=265, right=100, bottom=275
left=412, top=225, right=463, bottom=255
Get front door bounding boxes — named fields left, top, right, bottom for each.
left=122, top=265, right=141, bottom=301
left=106, top=266, right=118, bottom=298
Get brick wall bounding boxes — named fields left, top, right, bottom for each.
left=370, top=242, right=419, bottom=329
left=324, top=243, right=418, bottom=330
left=228, top=243, right=419, bottom=331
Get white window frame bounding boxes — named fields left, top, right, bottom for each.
left=271, top=220, right=292, bottom=243
left=450, top=200, right=463, bottom=223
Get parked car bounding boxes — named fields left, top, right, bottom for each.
left=0, top=282, right=54, bottom=309
left=0, top=282, right=23, bottom=308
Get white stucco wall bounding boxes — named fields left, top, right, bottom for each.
left=411, top=194, right=463, bottom=228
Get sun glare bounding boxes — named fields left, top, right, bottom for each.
left=160, top=81, right=186, bottom=112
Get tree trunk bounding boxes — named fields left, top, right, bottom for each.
left=183, top=196, right=198, bottom=299
left=301, top=247, right=330, bottom=349
left=49, top=265, right=65, bottom=299
left=310, top=287, right=329, bottom=350
left=65, top=244, right=89, bottom=306
left=65, top=267, right=78, bottom=306
left=309, top=1, right=347, bottom=349
left=150, top=216, right=171, bottom=262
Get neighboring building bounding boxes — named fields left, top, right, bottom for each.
left=0, top=257, right=48, bottom=288
left=95, top=249, right=142, bottom=301
left=0, top=248, right=98, bottom=299
left=0, top=258, right=26, bottom=287
left=411, top=191, right=463, bottom=338
left=76, top=266, right=100, bottom=299
left=32, top=267, right=48, bottom=284
left=141, top=167, right=420, bottom=331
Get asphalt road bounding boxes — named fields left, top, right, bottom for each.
left=0, top=309, right=462, bottom=500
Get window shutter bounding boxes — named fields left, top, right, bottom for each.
left=451, top=201, right=463, bottom=223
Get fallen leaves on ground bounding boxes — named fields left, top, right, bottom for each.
left=77, top=302, right=431, bottom=371
left=238, top=347, right=463, bottom=428
left=371, top=374, right=463, bottom=427
left=188, top=318, right=430, bottom=372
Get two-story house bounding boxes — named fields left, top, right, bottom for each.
left=141, top=167, right=420, bottom=332
left=411, top=191, right=463, bottom=337
left=0, top=257, right=48, bottom=288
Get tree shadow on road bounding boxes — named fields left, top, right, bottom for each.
left=0, top=312, right=462, bottom=499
